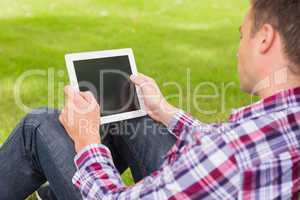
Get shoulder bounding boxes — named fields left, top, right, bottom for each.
left=223, top=107, right=300, bottom=169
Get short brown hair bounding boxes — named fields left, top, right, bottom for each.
left=250, top=0, right=300, bottom=69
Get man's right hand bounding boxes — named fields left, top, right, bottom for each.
left=130, top=73, right=179, bottom=126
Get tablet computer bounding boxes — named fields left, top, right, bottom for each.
left=65, top=48, right=147, bottom=124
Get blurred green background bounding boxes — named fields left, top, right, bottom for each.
left=0, top=0, right=250, bottom=199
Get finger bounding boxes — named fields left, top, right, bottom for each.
left=80, top=91, right=97, bottom=103
left=59, top=113, right=64, bottom=124
left=130, top=73, right=153, bottom=86
left=64, top=85, right=77, bottom=101
left=64, top=86, right=87, bottom=108
left=59, top=109, right=67, bottom=125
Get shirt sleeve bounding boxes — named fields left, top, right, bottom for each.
left=72, top=132, right=240, bottom=200
left=167, top=110, right=225, bottom=145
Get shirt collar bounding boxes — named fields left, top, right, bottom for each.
left=229, top=87, right=300, bottom=123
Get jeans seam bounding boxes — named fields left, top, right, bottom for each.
left=35, top=126, right=75, bottom=197
left=23, top=121, right=43, bottom=170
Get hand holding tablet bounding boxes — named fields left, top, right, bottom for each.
left=129, top=74, right=179, bottom=126
left=59, top=86, right=101, bottom=152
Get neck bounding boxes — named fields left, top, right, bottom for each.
left=256, top=68, right=300, bottom=99
left=257, top=83, right=300, bottom=99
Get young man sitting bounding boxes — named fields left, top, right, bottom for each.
left=0, top=0, right=300, bottom=199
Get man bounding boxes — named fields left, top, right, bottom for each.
left=0, top=0, right=300, bottom=199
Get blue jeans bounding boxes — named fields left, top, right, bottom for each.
left=0, top=107, right=176, bottom=199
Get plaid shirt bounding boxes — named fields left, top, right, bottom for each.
left=72, top=88, right=300, bottom=199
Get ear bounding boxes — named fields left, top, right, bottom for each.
left=259, top=24, right=276, bottom=54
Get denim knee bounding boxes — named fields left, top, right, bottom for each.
left=24, top=107, right=60, bottom=128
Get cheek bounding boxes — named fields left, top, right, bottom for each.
left=237, top=42, right=245, bottom=70
left=237, top=40, right=250, bottom=84
left=238, top=38, right=253, bottom=69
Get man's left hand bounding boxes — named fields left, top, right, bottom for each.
left=59, top=86, right=101, bottom=153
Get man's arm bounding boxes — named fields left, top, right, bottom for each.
left=130, top=74, right=224, bottom=145
left=167, top=110, right=222, bottom=145
left=72, top=130, right=240, bottom=200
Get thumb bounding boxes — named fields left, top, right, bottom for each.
left=80, top=91, right=97, bottom=104
left=64, top=85, right=77, bottom=101
left=130, top=73, right=151, bottom=86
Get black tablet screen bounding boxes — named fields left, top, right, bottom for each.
left=73, top=56, right=140, bottom=117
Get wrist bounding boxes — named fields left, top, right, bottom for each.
left=75, top=132, right=101, bottom=153
left=159, top=102, right=179, bottom=126
left=75, top=140, right=100, bottom=153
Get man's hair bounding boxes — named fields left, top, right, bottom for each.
left=250, top=0, right=300, bottom=69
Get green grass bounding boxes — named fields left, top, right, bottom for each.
left=0, top=0, right=250, bottom=199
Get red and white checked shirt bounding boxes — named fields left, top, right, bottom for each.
left=72, top=87, right=300, bottom=199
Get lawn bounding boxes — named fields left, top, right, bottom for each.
left=0, top=0, right=249, bottom=199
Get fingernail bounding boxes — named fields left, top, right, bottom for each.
left=130, top=74, right=137, bottom=80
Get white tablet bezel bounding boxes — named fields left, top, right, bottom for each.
left=65, top=48, right=147, bottom=124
